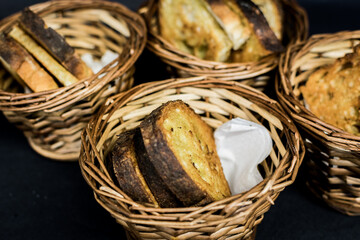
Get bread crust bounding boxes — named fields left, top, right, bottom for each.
left=0, top=34, right=58, bottom=92
left=19, top=8, right=93, bottom=80
left=140, top=100, right=231, bottom=206
left=134, top=128, right=182, bottom=208
left=111, top=129, right=158, bottom=206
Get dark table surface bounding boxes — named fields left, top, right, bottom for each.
left=1, top=0, right=360, bottom=239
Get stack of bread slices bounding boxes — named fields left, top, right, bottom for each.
left=110, top=100, right=231, bottom=208
left=0, top=8, right=93, bottom=93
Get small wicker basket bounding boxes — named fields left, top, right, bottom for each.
left=139, top=0, right=308, bottom=90
left=79, top=76, right=304, bottom=239
left=277, top=30, right=360, bottom=215
left=0, top=0, right=146, bottom=161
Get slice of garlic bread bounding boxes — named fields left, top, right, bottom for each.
left=140, top=100, right=231, bottom=207
left=111, top=129, right=159, bottom=206
left=158, top=0, right=233, bottom=62
left=19, top=8, right=93, bottom=80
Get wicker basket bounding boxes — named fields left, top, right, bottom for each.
left=277, top=30, right=360, bottom=215
left=0, top=0, right=146, bottom=161
left=139, top=0, right=308, bottom=90
left=79, top=76, right=304, bottom=239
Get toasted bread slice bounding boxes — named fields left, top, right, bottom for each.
left=0, top=34, right=58, bottom=92
left=19, top=9, right=93, bottom=80
left=9, top=26, right=79, bottom=87
left=301, top=45, right=360, bottom=136
left=158, top=0, right=233, bottom=62
left=110, top=129, right=159, bottom=206
left=228, top=0, right=284, bottom=62
left=205, top=0, right=251, bottom=50
left=140, top=100, right=231, bottom=207
left=134, top=128, right=182, bottom=208
left=251, top=0, right=283, bottom=40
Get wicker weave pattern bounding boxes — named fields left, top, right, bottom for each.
left=277, top=31, right=360, bottom=215
left=0, top=0, right=146, bottom=160
left=139, top=0, right=308, bottom=90
left=79, top=76, right=304, bottom=239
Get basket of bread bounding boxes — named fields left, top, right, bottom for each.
left=277, top=30, right=360, bottom=215
left=139, top=0, right=308, bottom=90
left=0, top=0, right=146, bottom=161
left=79, top=76, right=304, bottom=239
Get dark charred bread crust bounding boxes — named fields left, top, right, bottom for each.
left=111, top=129, right=158, bottom=206
left=134, top=128, right=182, bottom=208
left=0, top=34, right=58, bottom=92
left=235, top=0, right=283, bottom=52
left=139, top=100, right=231, bottom=207
left=19, top=8, right=93, bottom=80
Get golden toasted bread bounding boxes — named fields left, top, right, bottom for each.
left=19, top=9, right=93, bottom=80
left=301, top=45, right=360, bottom=135
left=140, top=100, right=231, bottom=206
left=0, top=34, right=58, bottom=92
left=158, top=0, right=233, bottom=62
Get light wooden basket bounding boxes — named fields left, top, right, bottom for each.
left=277, top=30, right=360, bottom=215
left=79, top=76, right=304, bottom=239
left=0, top=0, right=146, bottom=161
left=139, top=0, right=308, bottom=90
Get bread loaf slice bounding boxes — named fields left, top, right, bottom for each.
left=134, top=128, right=183, bottom=208
left=251, top=0, right=283, bottom=40
left=19, top=8, right=93, bottom=80
left=0, top=34, right=58, bottom=92
left=110, top=129, right=159, bottom=206
left=158, top=0, right=233, bottom=62
left=205, top=0, right=251, bottom=50
left=228, top=0, right=284, bottom=62
left=139, top=100, right=231, bottom=207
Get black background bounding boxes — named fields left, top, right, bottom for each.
left=1, top=0, right=360, bottom=239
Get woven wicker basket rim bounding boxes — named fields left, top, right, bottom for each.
left=79, top=76, right=305, bottom=230
left=277, top=30, right=360, bottom=147
left=0, top=0, right=146, bottom=112
left=139, top=0, right=308, bottom=77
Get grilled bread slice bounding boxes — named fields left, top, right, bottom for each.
left=0, top=34, right=58, bottom=92
left=111, top=129, right=159, bottom=206
left=301, top=45, right=360, bottom=136
left=228, top=0, right=284, bottom=62
left=251, top=0, right=283, bottom=40
left=19, top=8, right=93, bottom=80
left=140, top=100, right=231, bottom=207
left=206, top=0, right=251, bottom=51
left=158, top=0, right=233, bottom=62
left=134, top=128, right=183, bottom=208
